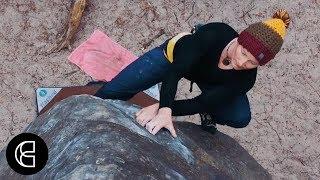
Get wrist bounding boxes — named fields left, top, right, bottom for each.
left=159, top=107, right=172, bottom=114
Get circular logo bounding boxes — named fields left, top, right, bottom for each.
left=6, top=133, right=48, bottom=175
left=39, top=89, right=47, bottom=97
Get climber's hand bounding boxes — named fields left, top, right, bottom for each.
left=145, top=107, right=177, bottom=138
left=135, top=103, right=159, bottom=127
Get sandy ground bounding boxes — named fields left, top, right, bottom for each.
left=0, top=0, right=319, bottom=179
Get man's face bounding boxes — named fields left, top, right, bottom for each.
left=230, top=40, right=259, bottom=70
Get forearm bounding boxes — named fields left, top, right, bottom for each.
left=159, top=74, right=181, bottom=109
left=171, top=86, right=240, bottom=116
left=171, top=98, right=206, bottom=116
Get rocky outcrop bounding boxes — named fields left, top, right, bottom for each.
left=0, top=95, right=271, bottom=179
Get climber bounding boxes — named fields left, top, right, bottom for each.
left=91, top=9, right=291, bottom=138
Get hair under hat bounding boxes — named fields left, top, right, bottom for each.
left=238, top=9, right=291, bottom=65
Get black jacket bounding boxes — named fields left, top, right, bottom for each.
left=159, top=22, right=257, bottom=116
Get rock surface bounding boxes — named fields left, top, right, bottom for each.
left=0, top=95, right=271, bottom=179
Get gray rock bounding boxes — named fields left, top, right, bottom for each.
left=0, top=95, right=271, bottom=180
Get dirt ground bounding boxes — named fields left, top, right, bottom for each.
left=0, top=0, right=319, bottom=179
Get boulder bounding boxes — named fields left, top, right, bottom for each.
left=0, top=95, right=271, bottom=179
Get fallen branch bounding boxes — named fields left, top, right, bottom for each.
left=46, top=0, right=87, bottom=54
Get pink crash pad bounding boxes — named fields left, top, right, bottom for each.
left=68, top=30, right=138, bottom=81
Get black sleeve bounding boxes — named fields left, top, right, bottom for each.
left=170, top=83, right=252, bottom=116
left=159, top=29, right=216, bottom=109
